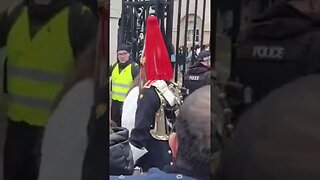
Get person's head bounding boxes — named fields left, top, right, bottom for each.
left=169, top=85, right=211, bottom=173
left=117, top=43, right=131, bottom=63
left=198, top=49, right=211, bottom=67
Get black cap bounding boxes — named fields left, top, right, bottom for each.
left=117, top=43, right=131, bottom=53
left=198, top=49, right=211, bottom=61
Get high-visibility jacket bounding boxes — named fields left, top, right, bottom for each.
left=111, top=64, right=134, bottom=102
left=6, top=7, right=74, bottom=126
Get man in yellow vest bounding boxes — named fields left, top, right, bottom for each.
left=0, top=0, right=97, bottom=179
left=110, top=43, right=139, bottom=127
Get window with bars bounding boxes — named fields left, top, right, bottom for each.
left=195, top=29, right=200, bottom=42
left=187, top=29, right=200, bottom=42
left=186, top=21, right=200, bottom=43
left=187, top=29, right=193, bottom=41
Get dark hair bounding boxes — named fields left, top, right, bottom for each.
left=175, top=85, right=211, bottom=173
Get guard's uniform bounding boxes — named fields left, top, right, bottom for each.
left=129, top=80, right=182, bottom=172
left=128, top=15, right=180, bottom=173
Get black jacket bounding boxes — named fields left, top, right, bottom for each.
left=184, top=62, right=211, bottom=96
left=109, top=127, right=134, bottom=175
left=234, top=2, right=320, bottom=106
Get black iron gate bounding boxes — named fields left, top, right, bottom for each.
left=119, top=0, right=210, bottom=84
left=172, top=0, right=210, bottom=83
left=119, top=0, right=173, bottom=65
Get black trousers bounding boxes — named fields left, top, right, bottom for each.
left=111, top=100, right=123, bottom=127
left=4, top=119, right=44, bottom=180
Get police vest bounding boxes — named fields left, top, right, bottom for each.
left=111, top=64, right=134, bottom=102
left=235, top=33, right=314, bottom=104
left=6, top=7, right=74, bottom=126
left=184, top=67, right=211, bottom=96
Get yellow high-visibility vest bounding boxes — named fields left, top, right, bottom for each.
left=6, top=7, right=74, bottom=126
left=111, top=64, right=133, bottom=102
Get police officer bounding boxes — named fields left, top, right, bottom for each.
left=110, top=43, right=139, bottom=126
left=231, top=0, right=320, bottom=118
left=184, top=49, right=211, bottom=97
left=0, top=0, right=97, bottom=179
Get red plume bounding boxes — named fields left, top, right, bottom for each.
left=143, top=16, right=173, bottom=81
